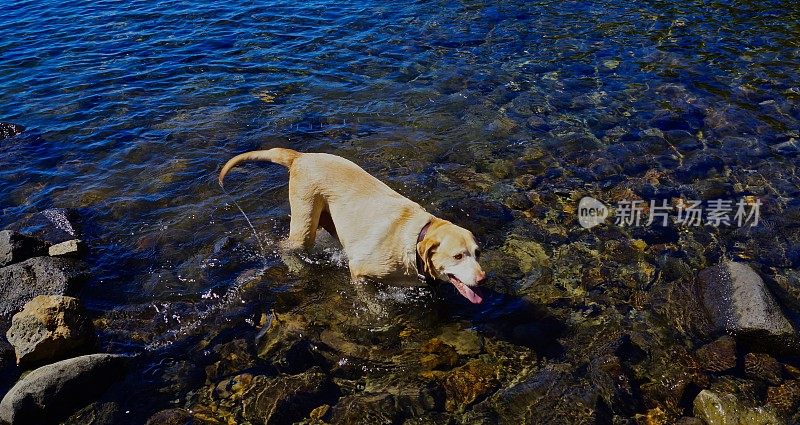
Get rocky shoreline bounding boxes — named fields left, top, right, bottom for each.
left=0, top=209, right=130, bottom=424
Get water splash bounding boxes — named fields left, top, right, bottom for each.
left=144, top=265, right=266, bottom=351
left=143, top=182, right=272, bottom=351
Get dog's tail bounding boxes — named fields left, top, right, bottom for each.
left=218, top=148, right=300, bottom=187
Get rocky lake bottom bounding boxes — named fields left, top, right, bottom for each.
left=1, top=0, right=800, bottom=424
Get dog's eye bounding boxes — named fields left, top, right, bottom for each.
left=453, top=253, right=463, bottom=260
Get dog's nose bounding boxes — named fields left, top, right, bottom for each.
left=476, top=271, right=487, bottom=285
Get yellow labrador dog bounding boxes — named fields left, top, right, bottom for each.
left=219, top=148, right=486, bottom=303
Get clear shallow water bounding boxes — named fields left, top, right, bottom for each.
left=1, top=0, right=799, bottom=423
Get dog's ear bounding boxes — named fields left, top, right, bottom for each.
left=417, top=237, right=439, bottom=278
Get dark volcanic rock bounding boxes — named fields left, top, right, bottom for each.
left=0, top=230, right=47, bottom=268
left=697, top=261, right=796, bottom=351
left=0, top=354, right=128, bottom=424
left=6, top=295, right=94, bottom=366
left=0, top=257, right=88, bottom=322
left=6, top=208, right=81, bottom=245
left=0, top=122, right=24, bottom=140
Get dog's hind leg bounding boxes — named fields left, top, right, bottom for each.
left=284, top=187, right=325, bottom=252
left=279, top=189, right=325, bottom=274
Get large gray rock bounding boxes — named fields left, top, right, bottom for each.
left=0, top=257, right=88, bottom=322
left=0, top=123, right=24, bottom=140
left=699, top=262, right=796, bottom=344
left=5, top=209, right=80, bottom=245
left=0, top=231, right=47, bottom=268
left=6, top=295, right=94, bottom=366
left=0, top=354, right=128, bottom=424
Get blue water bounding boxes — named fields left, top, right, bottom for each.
left=1, top=0, right=799, bottom=422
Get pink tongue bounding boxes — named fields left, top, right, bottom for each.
left=451, top=278, right=483, bottom=304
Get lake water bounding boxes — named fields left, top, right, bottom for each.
left=1, top=0, right=799, bottom=423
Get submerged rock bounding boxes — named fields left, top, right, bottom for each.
left=766, top=380, right=800, bottom=415
left=0, top=230, right=47, bottom=268
left=708, top=376, right=760, bottom=408
left=588, top=355, right=639, bottom=416
left=62, top=400, right=121, bottom=425
left=488, top=364, right=603, bottom=424
left=419, top=338, right=459, bottom=371
left=437, top=360, right=498, bottom=413
left=328, top=393, right=402, bottom=424
left=6, top=295, right=94, bottom=366
left=0, top=257, right=88, bottom=322
left=256, top=312, right=329, bottom=373
left=145, top=408, right=193, bottom=425
left=436, top=325, right=483, bottom=356
left=0, top=122, right=24, bottom=140
left=693, top=389, right=781, bottom=425
left=744, top=353, right=783, bottom=385
left=640, top=345, right=710, bottom=418
left=0, top=354, right=128, bottom=424
left=697, top=262, right=795, bottom=350
left=191, top=367, right=338, bottom=425
left=696, top=336, right=737, bottom=373
left=502, top=237, right=549, bottom=274
left=771, top=139, right=799, bottom=156
left=204, top=338, right=256, bottom=384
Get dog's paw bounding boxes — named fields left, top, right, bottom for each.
left=277, top=241, right=308, bottom=275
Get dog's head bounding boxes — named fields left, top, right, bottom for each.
left=417, top=218, right=486, bottom=304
